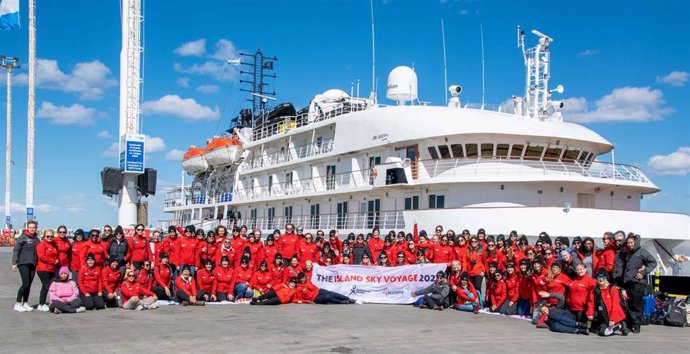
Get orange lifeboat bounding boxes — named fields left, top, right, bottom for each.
left=181, top=146, right=209, bottom=174
left=204, top=135, right=242, bottom=167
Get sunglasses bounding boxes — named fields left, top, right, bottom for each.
left=45, top=235, right=54, bottom=238
left=435, top=229, right=442, bottom=232
left=136, top=228, right=144, bottom=231
left=143, top=263, right=150, bottom=267
left=545, top=252, right=553, bottom=255
left=58, top=231, right=67, bottom=234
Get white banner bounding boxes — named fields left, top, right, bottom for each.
left=311, top=263, right=447, bottom=304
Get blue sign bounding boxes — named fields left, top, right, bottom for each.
left=5, top=215, right=10, bottom=222
left=119, top=134, right=145, bottom=174
left=26, top=207, right=34, bottom=220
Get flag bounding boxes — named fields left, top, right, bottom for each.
left=263, top=61, right=273, bottom=70
left=0, top=0, right=20, bottom=30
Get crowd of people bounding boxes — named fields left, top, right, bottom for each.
left=11, top=220, right=658, bottom=336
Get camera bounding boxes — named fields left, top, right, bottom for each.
left=449, top=85, right=462, bottom=97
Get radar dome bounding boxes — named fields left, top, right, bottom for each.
left=322, top=89, right=349, bottom=100
left=386, top=66, right=418, bottom=105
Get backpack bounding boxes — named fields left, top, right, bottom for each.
left=664, top=299, right=688, bottom=327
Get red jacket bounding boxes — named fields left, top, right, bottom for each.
left=136, top=270, right=154, bottom=290
left=151, top=242, right=164, bottom=265
left=154, top=264, right=173, bottom=288
left=54, top=236, right=72, bottom=267
left=213, top=266, right=236, bottom=294
left=128, top=234, right=152, bottom=264
left=196, top=268, right=215, bottom=294
left=260, top=245, right=279, bottom=265
left=235, top=265, right=253, bottom=285
left=283, top=265, right=302, bottom=284
left=215, top=246, right=238, bottom=268
left=505, top=272, right=520, bottom=302
left=178, top=237, right=197, bottom=266
left=567, top=274, right=595, bottom=311
left=490, top=279, right=507, bottom=308
left=36, top=240, right=59, bottom=272
left=299, top=242, right=318, bottom=265
left=431, top=244, right=455, bottom=264
left=196, top=241, right=219, bottom=268
left=595, top=245, right=616, bottom=273
left=70, top=240, right=86, bottom=271
left=80, top=240, right=108, bottom=267
left=246, top=241, right=263, bottom=265
left=273, top=283, right=296, bottom=304
left=587, top=285, right=626, bottom=323
left=546, top=272, right=571, bottom=305
left=328, top=237, right=343, bottom=253
left=174, top=275, right=197, bottom=297
left=463, top=246, right=486, bottom=276
left=485, top=250, right=507, bottom=271
left=279, top=233, right=301, bottom=259
left=530, top=268, right=548, bottom=305
left=249, top=270, right=272, bottom=293
left=518, top=273, right=532, bottom=300
left=120, top=280, right=155, bottom=304
left=293, top=281, right=319, bottom=303
left=448, top=271, right=464, bottom=289
left=102, top=266, right=122, bottom=294
left=368, top=237, right=384, bottom=256
left=455, top=282, right=479, bottom=306
left=230, top=236, right=246, bottom=257
left=269, top=264, right=286, bottom=284
left=162, top=235, right=180, bottom=265
left=454, top=245, right=468, bottom=265
left=78, top=265, right=103, bottom=294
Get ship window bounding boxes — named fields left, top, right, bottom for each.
left=438, top=145, right=451, bottom=159
left=450, top=144, right=464, bottom=158
left=578, top=151, right=590, bottom=164
left=510, top=144, right=524, bottom=158
left=481, top=144, right=494, bottom=158
left=496, top=144, right=509, bottom=158
left=544, top=147, right=562, bottom=161
left=428, top=146, right=440, bottom=160
left=429, top=194, right=445, bottom=209
left=465, top=144, right=478, bottom=158
left=524, top=145, right=544, bottom=160
left=563, top=149, right=580, bottom=162
left=404, top=196, right=420, bottom=210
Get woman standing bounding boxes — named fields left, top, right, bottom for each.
left=48, top=266, right=85, bottom=314
left=12, top=221, right=39, bottom=312
left=69, top=229, right=86, bottom=281
left=36, top=230, right=60, bottom=311
left=54, top=225, right=72, bottom=268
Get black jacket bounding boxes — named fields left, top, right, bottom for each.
left=12, top=231, right=39, bottom=266
left=108, top=238, right=129, bottom=264
left=351, top=245, right=372, bottom=265
left=612, top=234, right=657, bottom=285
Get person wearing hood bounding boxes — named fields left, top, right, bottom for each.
left=78, top=253, right=105, bottom=310
left=174, top=266, right=205, bottom=305
left=612, top=234, right=657, bottom=333
left=152, top=253, right=174, bottom=300
left=48, top=266, right=85, bottom=314
left=102, top=257, right=123, bottom=307
left=12, top=221, right=39, bottom=312
left=234, top=256, right=254, bottom=300
left=120, top=269, right=158, bottom=310
left=54, top=225, right=72, bottom=267
left=250, top=277, right=298, bottom=305
left=36, top=229, right=60, bottom=311
left=70, top=229, right=87, bottom=281
left=412, top=271, right=450, bottom=311
left=293, top=272, right=356, bottom=304
left=588, top=269, right=629, bottom=336
left=107, top=226, right=129, bottom=275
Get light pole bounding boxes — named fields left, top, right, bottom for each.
left=0, top=55, right=20, bottom=230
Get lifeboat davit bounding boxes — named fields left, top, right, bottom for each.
left=204, top=136, right=242, bottom=167
left=181, top=146, right=209, bottom=174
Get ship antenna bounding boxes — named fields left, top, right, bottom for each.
left=369, top=0, right=377, bottom=103
left=441, top=19, right=448, bottom=104
left=480, top=23, right=486, bottom=110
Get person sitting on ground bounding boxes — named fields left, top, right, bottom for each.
left=454, top=272, right=480, bottom=314
left=120, top=269, right=158, bottom=310
left=214, top=255, right=236, bottom=302
left=250, top=277, right=298, bottom=305
left=196, top=260, right=216, bottom=302
left=490, top=270, right=507, bottom=313
left=537, top=290, right=590, bottom=335
left=102, top=257, right=123, bottom=308
left=234, top=256, right=254, bottom=300
left=412, top=271, right=450, bottom=311
left=48, top=266, right=85, bottom=314
left=500, top=262, right=520, bottom=315
left=174, top=266, right=205, bottom=306
left=589, top=268, right=629, bottom=336
left=249, top=260, right=271, bottom=298
left=152, top=253, right=173, bottom=301
left=293, top=272, right=356, bottom=304
left=78, top=253, right=105, bottom=311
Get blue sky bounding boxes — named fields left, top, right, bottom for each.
left=0, top=0, right=688, bottom=229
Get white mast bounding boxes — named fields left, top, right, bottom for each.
left=118, top=0, right=144, bottom=226
left=1, top=56, right=19, bottom=229
left=517, top=27, right=562, bottom=120
left=369, top=0, right=376, bottom=103
left=25, top=0, right=36, bottom=222
left=441, top=19, right=448, bottom=104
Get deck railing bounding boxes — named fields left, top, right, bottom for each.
left=242, top=137, right=335, bottom=171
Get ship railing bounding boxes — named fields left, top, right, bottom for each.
left=234, top=168, right=371, bottom=201
left=237, top=210, right=405, bottom=231
left=416, top=157, right=652, bottom=183
left=242, top=137, right=335, bottom=171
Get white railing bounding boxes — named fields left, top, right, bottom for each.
left=243, top=137, right=335, bottom=171
left=416, top=158, right=652, bottom=184
left=236, top=211, right=405, bottom=231
left=234, top=168, right=372, bottom=201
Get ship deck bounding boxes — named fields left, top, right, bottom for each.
left=1, top=249, right=687, bottom=353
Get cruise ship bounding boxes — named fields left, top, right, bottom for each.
left=162, top=29, right=690, bottom=275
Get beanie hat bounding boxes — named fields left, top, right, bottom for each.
left=86, top=253, right=96, bottom=261
left=185, top=225, right=195, bottom=233
left=266, top=235, right=274, bottom=241
left=259, top=260, right=268, bottom=268
left=58, top=266, right=70, bottom=275
left=573, top=236, right=583, bottom=244
left=107, top=256, right=118, bottom=265
left=506, top=262, right=515, bottom=269
left=289, top=277, right=298, bottom=284
left=596, top=268, right=609, bottom=280
left=541, top=234, right=552, bottom=245
left=460, top=272, right=469, bottom=282
left=160, top=252, right=169, bottom=259
left=496, top=234, right=505, bottom=243
left=74, top=228, right=85, bottom=237
left=477, top=228, right=486, bottom=235
left=519, top=235, right=529, bottom=245
left=486, top=235, right=495, bottom=244
left=274, top=254, right=283, bottom=260
left=533, top=258, right=544, bottom=265
left=519, top=259, right=529, bottom=266
left=510, top=230, right=518, bottom=237
left=560, top=237, right=570, bottom=247
left=550, top=261, right=563, bottom=269
left=488, top=261, right=498, bottom=269
left=204, top=259, right=214, bottom=266
left=297, top=272, right=307, bottom=280
left=221, top=255, right=230, bottom=264
left=240, top=256, right=249, bottom=264
left=114, top=225, right=124, bottom=235
left=436, top=271, right=446, bottom=278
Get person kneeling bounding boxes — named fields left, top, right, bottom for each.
left=412, top=271, right=450, bottom=311
left=293, top=272, right=356, bottom=304
left=589, top=269, right=629, bottom=336
left=174, top=266, right=205, bottom=306
left=454, top=272, right=480, bottom=314
left=48, top=266, right=85, bottom=314
left=537, top=291, right=590, bottom=335
left=251, top=278, right=297, bottom=305
left=120, top=270, right=158, bottom=310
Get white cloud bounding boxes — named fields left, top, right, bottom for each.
left=36, top=102, right=99, bottom=126
left=14, top=59, right=117, bottom=100
left=173, top=61, right=237, bottom=81
left=562, top=86, right=673, bottom=123
left=174, top=39, right=206, bottom=57
left=96, top=130, right=112, bottom=139
left=165, top=149, right=185, bottom=161
left=143, top=94, right=220, bottom=121
left=656, top=71, right=688, bottom=87
left=647, top=147, right=690, bottom=176
left=0, top=202, right=57, bottom=214
left=145, top=135, right=167, bottom=153
left=196, top=84, right=219, bottom=94
left=101, top=142, right=118, bottom=157
left=176, top=77, right=191, bottom=87
left=211, top=39, right=238, bottom=61
left=578, top=49, right=598, bottom=56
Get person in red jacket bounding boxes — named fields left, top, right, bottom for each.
left=162, top=225, right=180, bottom=271
left=150, top=231, right=164, bottom=266
left=489, top=271, right=507, bottom=312
left=499, top=262, right=520, bottom=315
left=299, top=233, right=318, bottom=266
left=78, top=253, right=105, bottom=310
left=246, top=230, right=263, bottom=267
left=517, top=259, right=533, bottom=316
left=567, top=262, right=596, bottom=323
left=367, top=228, right=384, bottom=258
left=135, top=261, right=155, bottom=290
left=269, top=254, right=286, bottom=284
left=545, top=261, right=571, bottom=306
left=596, top=232, right=616, bottom=275
left=234, top=257, right=254, bottom=300
left=250, top=277, right=298, bottom=305
left=196, top=260, right=216, bottom=302
left=214, top=256, right=236, bottom=302
left=279, top=223, right=301, bottom=264
left=463, top=236, right=486, bottom=296
left=283, top=256, right=302, bottom=283
left=260, top=235, right=279, bottom=266
left=230, top=227, right=246, bottom=257
left=249, top=260, right=272, bottom=296
left=588, top=268, right=629, bottom=336
left=120, top=270, right=158, bottom=310
left=174, top=266, right=205, bottom=305
left=430, top=235, right=455, bottom=265
left=530, top=258, right=548, bottom=306
left=102, top=257, right=122, bottom=308
left=177, top=225, right=199, bottom=276
left=70, top=229, right=87, bottom=281
left=293, top=272, right=355, bottom=304
left=80, top=230, right=107, bottom=268
left=36, top=230, right=60, bottom=311
left=129, top=224, right=152, bottom=269
left=485, top=236, right=507, bottom=271
left=327, top=230, right=343, bottom=253
left=455, top=272, right=480, bottom=313
left=54, top=225, right=72, bottom=267
left=196, top=231, right=218, bottom=269
left=152, top=253, right=174, bottom=300
left=216, top=237, right=237, bottom=268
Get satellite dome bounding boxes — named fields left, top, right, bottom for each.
left=386, top=66, right=418, bottom=105
left=322, top=89, right=349, bottom=100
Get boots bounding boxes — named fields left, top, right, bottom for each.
left=194, top=300, right=205, bottom=306
left=577, top=328, right=590, bottom=335
left=620, top=322, right=629, bottom=336
left=577, top=322, right=589, bottom=330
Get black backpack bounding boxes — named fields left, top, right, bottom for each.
left=664, top=299, right=688, bottom=327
